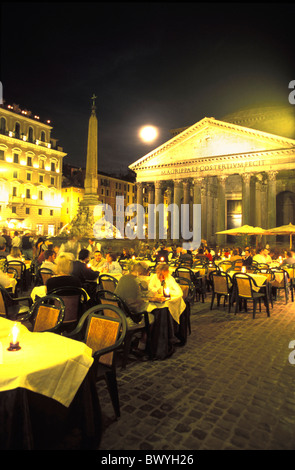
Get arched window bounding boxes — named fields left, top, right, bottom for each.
left=40, top=131, right=46, bottom=142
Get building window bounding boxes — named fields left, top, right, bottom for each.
left=0, top=118, right=6, bottom=133
left=12, top=206, right=16, bottom=213
left=26, top=172, right=31, bottom=181
left=14, top=123, right=20, bottom=139
left=40, top=131, right=46, bottom=142
left=39, top=174, right=44, bottom=183
left=26, top=188, right=31, bottom=198
left=40, top=159, right=45, bottom=169
left=38, top=209, right=42, bottom=215
left=51, top=162, right=56, bottom=172
left=39, top=190, right=43, bottom=200
left=12, top=187, right=17, bottom=197
left=50, top=176, right=55, bottom=185
left=27, top=156, right=32, bottom=166
left=13, top=170, right=18, bottom=178
left=0, top=150, right=4, bottom=160
left=50, top=209, right=53, bottom=216
left=26, top=207, right=30, bottom=215
left=13, top=153, right=19, bottom=164
left=28, top=127, right=34, bottom=143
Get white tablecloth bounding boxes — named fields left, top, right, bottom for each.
left=0, top=317, right=93, bottom=407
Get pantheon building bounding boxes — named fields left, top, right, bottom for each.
left=129, top=106, right=295, bottom=247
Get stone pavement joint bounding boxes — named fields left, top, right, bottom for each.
left=98, top=296, right=295, bottom=450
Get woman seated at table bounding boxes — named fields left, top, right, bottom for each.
left=100, top=252, right=122, bottom=274
left=6, top=247, right=25, bottom=262
left=46, top=253, right=82, bottom=293
left=148, top=263, right=183, bottom=298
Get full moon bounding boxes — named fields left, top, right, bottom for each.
left=139, top=125, right=158, bottom=142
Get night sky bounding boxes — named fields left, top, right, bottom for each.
left=1, top=2, right=295, bottom=174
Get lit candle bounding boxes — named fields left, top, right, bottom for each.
left=7, top=322, right=21, bottom=351
left=163, top=286, right=170, bottom=299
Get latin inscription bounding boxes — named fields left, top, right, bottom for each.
left=160, top=160, right=265, bottom=175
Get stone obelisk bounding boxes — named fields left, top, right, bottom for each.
left=69, top=95, right=100, bottom=238
left=80, top=94, right=99, bottom=208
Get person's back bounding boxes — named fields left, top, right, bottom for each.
left=115, top=274, right=147, bottom=314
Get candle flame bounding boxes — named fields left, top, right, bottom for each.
left=12, top=322, right=19, bottom=344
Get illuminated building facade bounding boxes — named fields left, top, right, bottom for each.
left=0, top=103, right=66, bottom=236
left=130, top=106, right=295, bottom=246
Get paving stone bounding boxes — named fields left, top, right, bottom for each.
left=98, top=297, right=295, bottom=450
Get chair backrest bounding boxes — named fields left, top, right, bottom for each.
left=234, top=274, right=253, bottom=298
left=0, top=287, right=7, bottom=316
left=68, top=304, right=127, bottom=367
left=6, top=261, right=26, bottom=280
left=31, top=295, right=66, bottom=332
left=39, top=268, right=54, bottom=285
left=50, top=286, right=88, bottom=324
left=99, top=275, right=118, bottom=293
left=174, top=276, right=195, bottom=302
left=212, top=272, right=230, bottom=294
left=174, top=267, right=193, bottom=281
left=99, top=297, right=120, bottom=318
left=271, top=268, right=288, bottom=288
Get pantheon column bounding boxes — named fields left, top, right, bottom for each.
left=193, top=177, right=204, bottom=240
left=173, top=179, right=182, bottom=241
left=136, top=182, right=144, bottom=207
left=242, top=173, right=252, bottom=226
left=182, top=180, right=190, bottom=242
left=255, top=174, right=263, bottom=228
left=216, top=175, right=227, bottom=246
left=267, top=170, right=278, bottom=230
left=147, top=184, right=154, bottom=205
left=154, top=181, right=164, bottom=240
left=166, top=187, right=173, bottom=241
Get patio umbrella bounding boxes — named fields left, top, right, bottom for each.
left=216, top=225, right=267, bottom=248
left=264, top=223, right=295, bottom=249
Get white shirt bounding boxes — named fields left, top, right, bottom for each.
left=148, top=273, right=183, bottom=297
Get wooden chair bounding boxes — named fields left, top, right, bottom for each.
left=232, top=273, right=270, bottom=318
left=65, top=303, right=127, bottom=418
left=37, top=268, right=54, bottom=285
left=49, top=286, right=89, bottom=332
left=270, top=267, right=292, bottom=304
left=0, top=284, right=32, bottom=320
left=5, top=260, right=27, bottom=293
left=96, top=289, right=149, bottom=369
left=172, top=276, right=195, bottom=345
left=98, top=274, right=118, bottom=293
left=20, top=294, right=66, bottom=333
left=210, top=271, right=233, bottom=312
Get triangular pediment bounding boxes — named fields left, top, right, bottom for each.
left=129, top=117, right=295, bottom=170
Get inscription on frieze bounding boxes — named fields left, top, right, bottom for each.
left=160, top=160, right=266, bottom=176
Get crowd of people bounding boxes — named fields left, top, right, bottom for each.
left=1, top=229, right=295, bottom=355
left=1, top=229, right=295, bottom=306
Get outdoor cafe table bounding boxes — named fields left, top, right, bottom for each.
left=0, top=317, right=102, bottom=450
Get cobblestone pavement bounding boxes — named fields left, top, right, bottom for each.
left=98, top=294, right=295, bottom=451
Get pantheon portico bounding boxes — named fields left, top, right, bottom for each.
left=129, top=109, right=295, bottom=247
